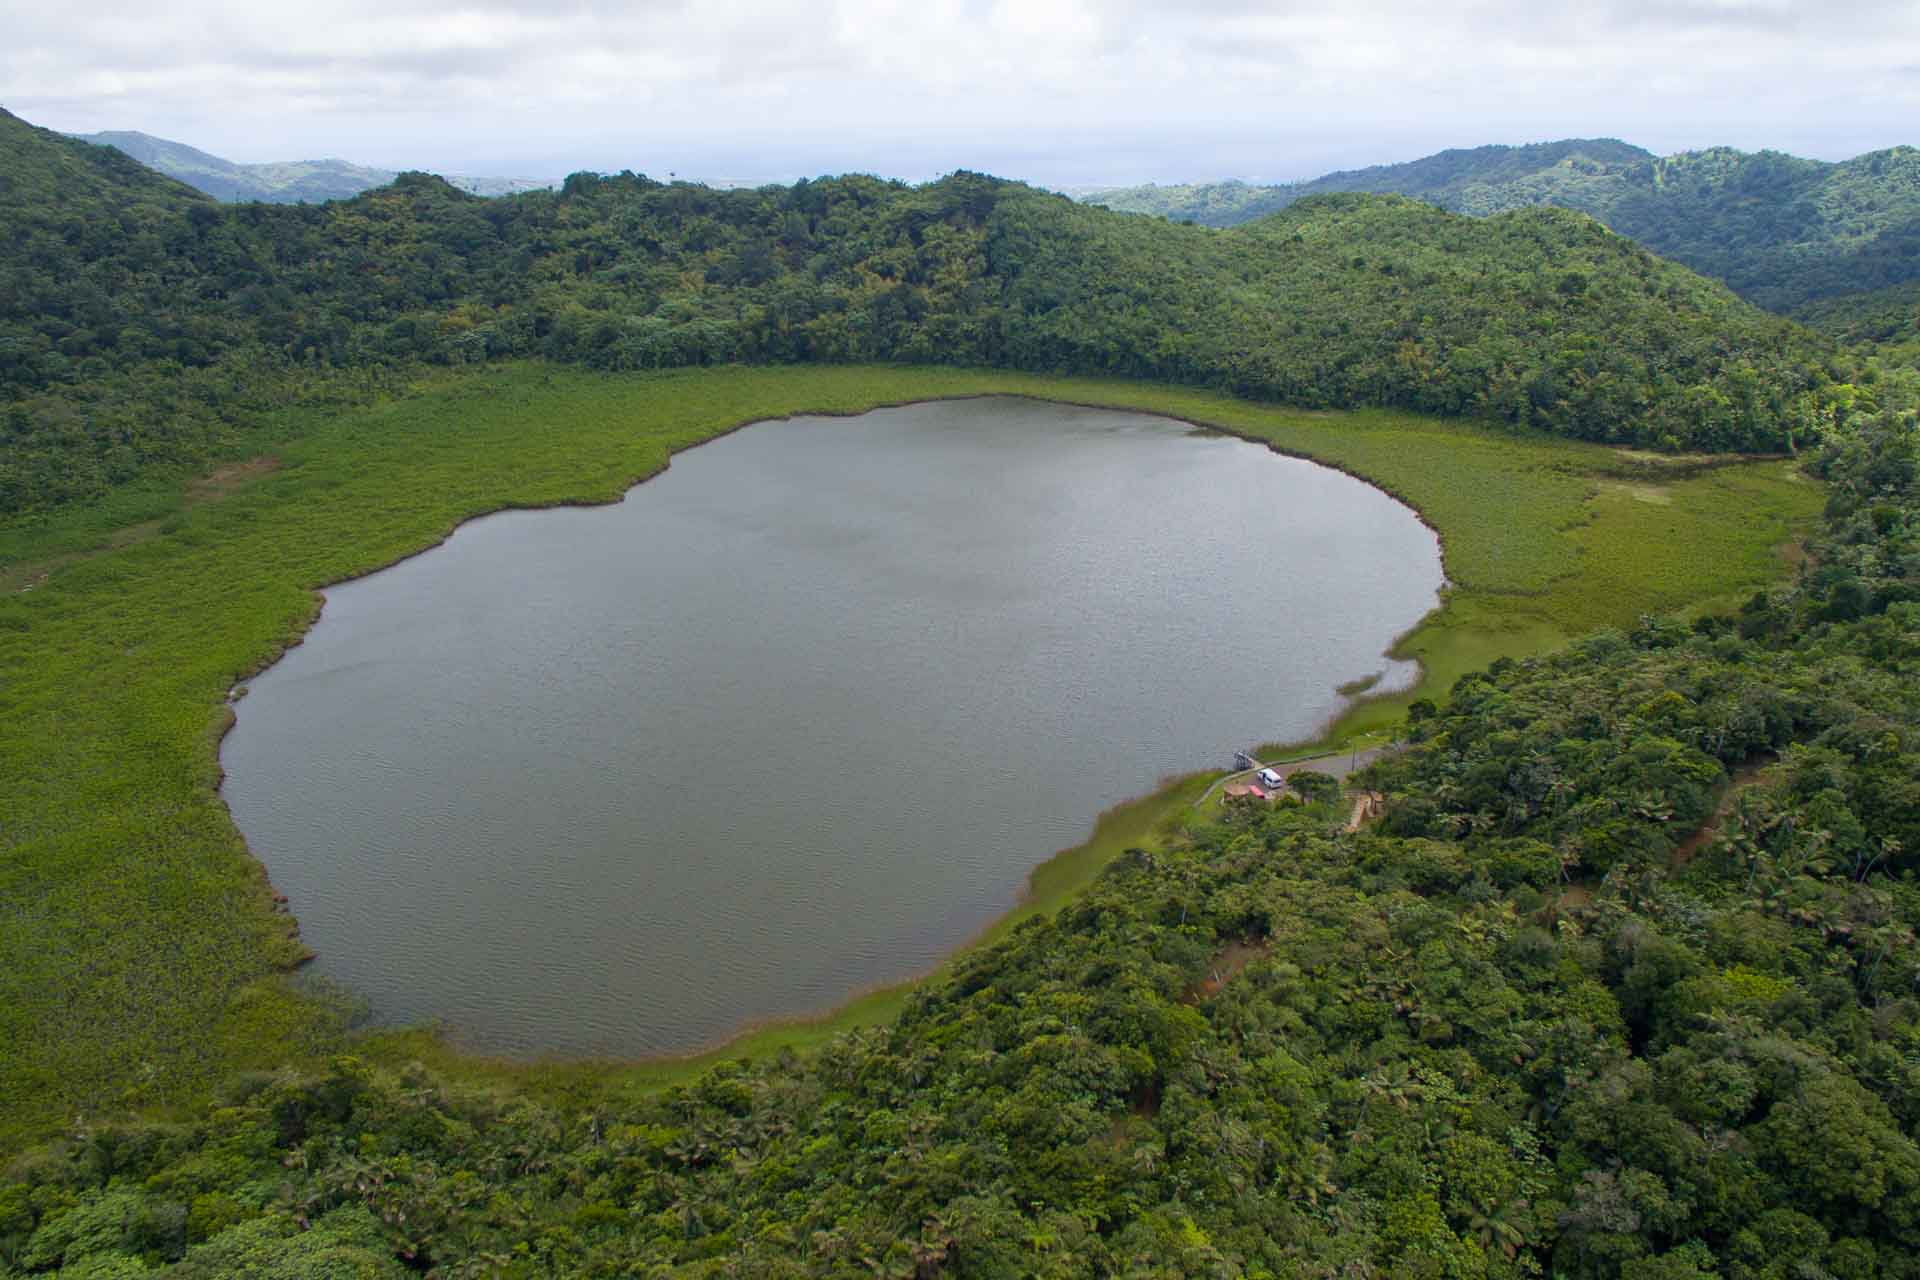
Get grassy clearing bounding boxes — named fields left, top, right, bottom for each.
left=0, top=363, right=1820, bottom=1147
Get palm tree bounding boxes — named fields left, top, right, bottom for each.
left=1465, top=1193, right=1531, bottom=1260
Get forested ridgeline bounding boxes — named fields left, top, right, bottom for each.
left=1, top=107, right=1843, bottom=518
left=1080, top=139, right=1660, bottom=226
left=2, top=397, right=1915, bottom=1276
left=1798, top=280, right=1920, bottom=373
left=1082, top=139, right=1920, bottom=325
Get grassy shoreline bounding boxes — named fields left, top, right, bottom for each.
left=0, top=363, right=1821, bottom=1145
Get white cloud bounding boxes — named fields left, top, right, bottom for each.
left=2, top=0, right=1914, bottom=184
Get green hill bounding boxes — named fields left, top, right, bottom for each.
left=71, top=128, right=553, bottom=202
left=0, top=115, right=211, bottom=221
left=1079, top=138, right=1656, bottom=225
left=0, top=107, right=1841, bottom=519
left=1081, top=139, right=1920, bottom=323
left=1, top=375, right=1914, bottom=1279
left=6, top=101, right=1920, bottom=1277
left=72, top=130, right=396, bottom=203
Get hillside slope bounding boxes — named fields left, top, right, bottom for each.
left=1, top=106, right=1842, bottom=518
left=72, top=128, right=552, bottom=202
left=1, top=392, right=1914, bottom=1279
left=1082, top=140, right=1920, bottom=320
left=1080, top=138, right=1655, bottom=225
left=0, top=115, right=211, bottom=222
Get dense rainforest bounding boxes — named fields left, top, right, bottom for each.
left=1081, top=139, right=1920, bottom=325
left=8, top=99, right=1920, bottom=1277
left=1, top=387, right=1916, bottom=1278
left=0, top=107, right=1847, bottom=518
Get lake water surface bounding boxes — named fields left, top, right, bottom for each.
left=222, top=397, right=1442, bottom=1056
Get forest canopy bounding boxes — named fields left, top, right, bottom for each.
left=2, top=388, right=1917, bottom=1279
left=7, top=99, right=1920, bottom=1278
left=0, top=108, right=1850, bottom=518
left=1081, top=139, right=1920, bottom=327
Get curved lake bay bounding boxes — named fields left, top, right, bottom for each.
left=222, top=398, right=1443, bottom=1057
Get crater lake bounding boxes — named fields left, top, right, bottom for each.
left=221, top=397, right=1443, bottom=1056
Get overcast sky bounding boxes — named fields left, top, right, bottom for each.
left=4, top=0, right=1917, bottom=187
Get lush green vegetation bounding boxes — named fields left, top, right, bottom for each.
left=1082, top=139, right=1920, bottom=323
left=6, top=97, right=1911, bottom=1275
left=1797, top=281, right=1920, bottom=369
left=1, top=106, right=1843, bottom=520
left=0, top=362, right=1817, bottom=1156
left=1080, top=139, right=1657, bottom=226
left=0, top=394, right=1910, bottom=1275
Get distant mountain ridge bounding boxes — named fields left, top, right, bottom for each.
left=1080, top=139, right=1920, bottom=321
left=70, top=129, right=553, bottom=203
left=1078, top=139, right=1655, bottom=225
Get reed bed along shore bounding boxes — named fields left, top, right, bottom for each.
left=0, top=363, right=1820, bottom=1146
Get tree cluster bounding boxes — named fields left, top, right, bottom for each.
left=0, top=109, right=1844, bottom=518
left=4, top=378, right=1919, bottom=1279
left=1085, top=140, right=1920, bottom=328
